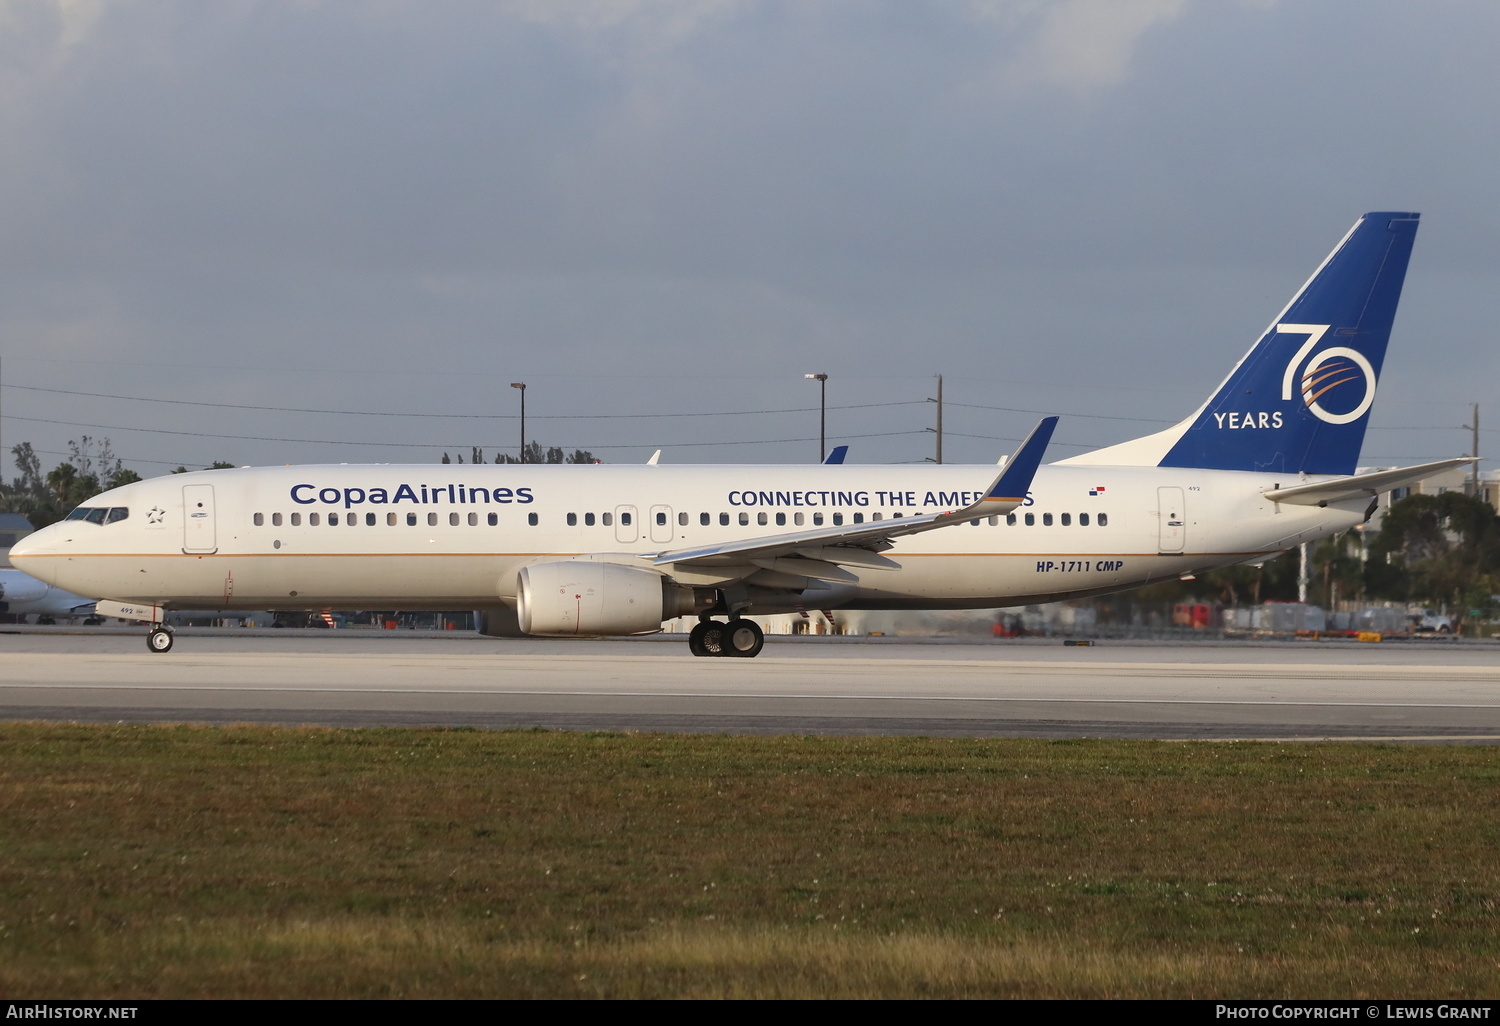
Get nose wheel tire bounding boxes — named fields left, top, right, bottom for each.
left=147, top=628, right=174, bottom=653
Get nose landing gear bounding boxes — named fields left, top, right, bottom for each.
left=146, top=626, right=174, bottom=653
left=688, top=617, right=763, bottom=658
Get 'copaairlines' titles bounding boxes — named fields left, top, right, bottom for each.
left=1214, top=412, right=1285, bottom=430
left=290, top=484, right=536, bottom=509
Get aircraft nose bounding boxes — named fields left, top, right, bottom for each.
left=9, top=525, right=55, bottom=570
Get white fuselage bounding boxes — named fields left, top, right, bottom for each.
left=11, top=462, right=1361, bottom=615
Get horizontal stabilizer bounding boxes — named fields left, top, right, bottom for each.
left=1263, top=458, right=1475, bottom=506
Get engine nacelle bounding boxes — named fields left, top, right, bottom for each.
left=516, top=561, right=711, bottom=636
left=0, top=573, right=48, bottom=604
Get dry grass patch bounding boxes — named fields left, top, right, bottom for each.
left=0, top=725, right=1497, bottom=997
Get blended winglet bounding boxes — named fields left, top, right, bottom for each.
left=978, top=416, right=1057, bottom=509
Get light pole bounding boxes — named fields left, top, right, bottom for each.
left=805, top=373, right=827, bottom=462
left=510, top=382, right=526, bottom=463
left=925, top=374, right=943, bottom=464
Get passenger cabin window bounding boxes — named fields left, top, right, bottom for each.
left=309, top=513, right=320, bottom=526
left=872, top=513, right=883, bottom=522
left=272, top=512, right=283, bottom=527
left=833, top=513, right=843, bottom=526
left=776, top=513, right=786, bottom=526
left=291, top=512, right=302, bottom=526
left=366, top=513, right=376, bottom=526
left=813, top=513, right=824, bottom=526
left=757, top=512, right=767, bottom=526
left=1024, top=513, right=1034, bottom=526
left=1006, top=514, right=1016, bottom=525
left=567, top=513, right=578, bottom=526
left=1098, top=513, right=1109, bottom=527
left=700, top=513, right=711, bottom=526
left=656, top=512, right=667, bottom=526
left=603, top=512, right=613, bottom=526
left=387, top=513, right=397, bottom=526
left=254, top=513, right=264, bottom=526
left=427, top=512, right=437, bottom=527
left=449, top=512, right=459, bottom=526
left=678, top=512, right=688, bottom=526
left=488, top=513, right=498, bottom=526
left=738, top=512, right=749, bottom=526
left=620, top=512, right=632, bottom=526
left=468, top=512, right=478, bottom=526
left=528, top=512, right=539, bottom=526
left=794, top=512, right=804, bottom=526
left=1079, top=513, right=1089, bottom=526
left=329, top=513, right=340, bottom=526
left=586, top=513, right=596, bottom=526
left=407, top=512, right=418, bottom=526
left=1060, top=513, right=1070, bottom=526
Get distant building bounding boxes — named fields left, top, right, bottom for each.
left=0, top=513, right=35, bottom=569
left=1383, top=467, right=1499, bottom=510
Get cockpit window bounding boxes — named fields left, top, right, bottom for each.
left=84, top=508, right=108, bottom=525
left=105, top=507, right=129, bottom=524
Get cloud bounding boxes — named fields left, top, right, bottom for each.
left=964, top=0, right=1191, bottom=94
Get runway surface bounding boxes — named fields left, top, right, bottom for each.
left=3, top=627, right=1499, bottom=740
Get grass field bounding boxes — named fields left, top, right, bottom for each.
left=1, top=723, right=1497, bottom=998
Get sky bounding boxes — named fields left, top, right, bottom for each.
left=0, top=0, right=1496, bottom=479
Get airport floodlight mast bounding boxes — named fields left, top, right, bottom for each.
left=510, top=382, right=526, bottom=463
left=805, top=373, right=827, bottom=461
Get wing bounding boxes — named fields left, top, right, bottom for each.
left=650, top=417, right=1057, bottom=584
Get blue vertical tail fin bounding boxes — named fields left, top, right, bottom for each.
left=1062, top=212, right=1419, bottom=475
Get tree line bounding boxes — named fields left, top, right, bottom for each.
left=442, top=444, right=598, bottom=465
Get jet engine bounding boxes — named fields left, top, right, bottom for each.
left=516, top=561, right=713, bottom=636
left=0, top=572, right=49, bottom=605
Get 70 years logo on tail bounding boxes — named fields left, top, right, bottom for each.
left=1277, top=323, right=1377, bottom=426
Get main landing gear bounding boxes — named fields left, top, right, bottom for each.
left=146, top=626, right=174, bottom=653
left=688, top=617, right=764, bottom=658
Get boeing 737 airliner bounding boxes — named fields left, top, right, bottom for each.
left=11, top=212, right=1470, bottom=656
